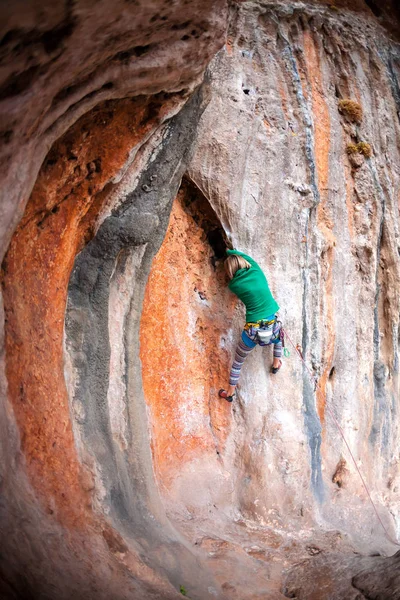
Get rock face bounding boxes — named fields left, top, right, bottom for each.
left=0, top=0, right=227, bottom=259
left=1, top=1, right=400, bottom=599
left=184, top=0, right=400, bottom=592
left=283, top=549, right=400, bottom=599
left=141, top=179, right=235, bottom=490
left=0, top=2, right=228, bottom=599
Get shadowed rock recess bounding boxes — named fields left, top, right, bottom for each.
left=1, top=1, right=400, bottom=599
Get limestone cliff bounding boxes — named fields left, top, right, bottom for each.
left=1, top=1, right=400, bottom=599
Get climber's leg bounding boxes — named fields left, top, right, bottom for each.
left=220, top=332, right=256, bottom=400
left=273, top=339, right=282, bottom=359
left=228, top=331, right=256, bottom=389
left=271, top=320, right=282, bottom=370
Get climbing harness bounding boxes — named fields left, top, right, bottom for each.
left=245, top=318, right=276, bottom=328
left=281, top=327, right=400, bottom=548
left=245, top=316, right=281, bottom=346
left=245, top=317, right=275, bottom=344
left=279, top=325, right=290, bottom=358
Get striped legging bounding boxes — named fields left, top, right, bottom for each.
left=229, top=321, right=282, bottom=386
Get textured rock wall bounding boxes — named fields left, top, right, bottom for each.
left=140, top=0, right=400, bottom=596
left=185, top=0, right=400, bottom=549
left=3, top=94, right=176, bottom=525
left=0, top=1, right=227, bottom=598
left=1, top=92, right=210, bottom=600
left=1, top=0, right=400, bottom=599
left=0, top=0, right=226, bottom=260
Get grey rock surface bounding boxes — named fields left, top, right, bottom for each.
left=187, top=0, right=400, bottom=556
left=283, top=549, right=400, bottom=599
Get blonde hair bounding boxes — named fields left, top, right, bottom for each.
left=224, top=255, right=251, bottom=279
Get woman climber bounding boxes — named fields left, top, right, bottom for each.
left=219, top=249, right=283, bottom=402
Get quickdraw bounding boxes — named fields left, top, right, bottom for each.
left=277, top=321, right=290, bottom=357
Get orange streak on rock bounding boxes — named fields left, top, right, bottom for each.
left=303, top=31, right=336, bottom=425
left=226, top=37, right=234, bottom=55
left=2, top=96, right=174, bottom=527
left=140, top=184, right=235, bottom=489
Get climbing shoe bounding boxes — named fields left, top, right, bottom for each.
left=218, top=389, right=234, bottom=402
left=271, top=359, right=282, bottom=374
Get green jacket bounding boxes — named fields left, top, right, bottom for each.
left=227, top=249, right=279, bottom=323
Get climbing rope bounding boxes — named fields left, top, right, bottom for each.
left=281, top=327, right=400, bottom=548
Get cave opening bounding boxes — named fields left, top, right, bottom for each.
left=180, top=176, right=227, bottom=263
left=364, top=0, right=382, bottom=18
